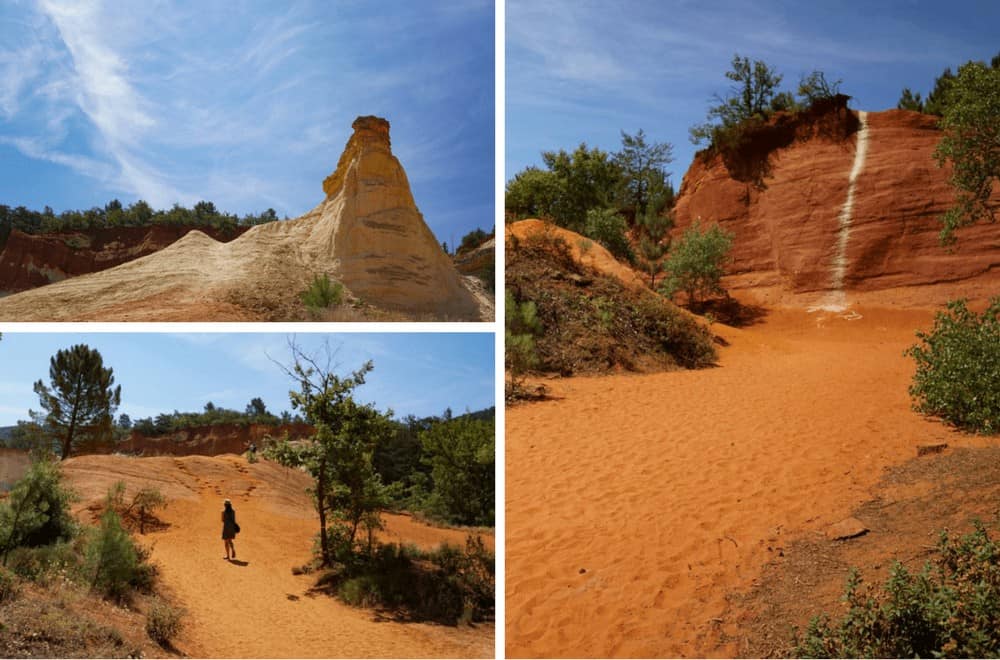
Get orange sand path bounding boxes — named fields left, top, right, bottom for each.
left=63, top=455, right=492, bottom=658
left=505, top=307, right=986, bottom=658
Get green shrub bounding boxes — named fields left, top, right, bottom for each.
left=146, top=598, right=184, bottom=646
left=794, top=520, right=1000, bottom=658
left=338, top=574, right=382, bottom=608
left=319, top=537, right=494, bottom=625
left=905, top=298, right=999, bottom=434
left=300, top=274, right=344, bottom=312
left=5, top=540, right=79, bottom=583
left=86, top=509, right=154, bottom=600
left=130, top=487, right=166, bottom=535
left=584, top=207, right=635, bottom=263
left=0, top=456, right=77, bottom=564
left=659, top=220, right=734, bottom=306
left=0, top=566, right=19, bottom=602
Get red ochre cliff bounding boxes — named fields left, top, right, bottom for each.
left=673, top=106, right=1000, bottom=307
left=116, top=422, right=314, bottom=457
left=0, top=225, right=248, bottom=295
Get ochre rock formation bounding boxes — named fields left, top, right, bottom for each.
left=674, top=107, right=1000, bottom=306
left=117, top=422, right=314, bottom=457
left=454, top=236, right=495, bottom=278
left=0, top=225, right=247, bottom=295
left=0, top=116, right=488, bottom=321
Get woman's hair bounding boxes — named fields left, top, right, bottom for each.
left=224, top=499, right=232, bottom=511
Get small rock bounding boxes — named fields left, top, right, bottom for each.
left=579, top=568, right=586, bottom=574
left=827, top=517, right=869, bottom=541
left=917, top=443, right=948, bottom=456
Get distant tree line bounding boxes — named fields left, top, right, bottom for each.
left=126, top=398, right=297, bottom=437
left=0, top=198, right=283, bottom=244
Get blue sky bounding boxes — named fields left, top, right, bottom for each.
left=0, top=0, right=494, bottom=246
left=0, top=333, right=494, bottom=426
left=506, top=0, right=1000, bottom=185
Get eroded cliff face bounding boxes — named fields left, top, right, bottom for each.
left=118, top=422, right=314, bottom=457
left=0, top=225, right=247, bottom=295
left=674, top=107, right=1000, bottom=306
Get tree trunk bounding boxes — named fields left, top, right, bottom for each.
left=62, top=375, right=84, bottom=460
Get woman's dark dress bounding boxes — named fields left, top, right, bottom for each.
left=222, top=508, right=237, bottom=540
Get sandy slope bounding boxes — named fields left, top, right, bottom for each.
left=505, top=305, right=998, bottom=658
left=62, top=455, right=493, bottom=658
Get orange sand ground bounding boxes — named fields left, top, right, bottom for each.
left=506, top=305, right=999, bottom=658
left=62, top=455, right=493, bottom=658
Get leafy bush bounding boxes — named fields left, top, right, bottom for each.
left=146, top=598, right=184, bottom=646
left=905, top=298, right=999, bottom=434
left=338, top=574, right=382, bottom=608
left=5, top=540, right=79, bottom=583
left=584, top=207, right=635, bottom=263
left=419, top=417, right=494, bottom=527
left=86, top=509, right=154, bottom=600
left=130, top=487, right=166, bottom=534
left=794, top=520, right=1000, bottom=658
left=659, top=220, right=734, bottom=306
left=0, top=566, right=18, bottom=602
left=300, top=274, right=344, bottom=312
left=0, top=456, right=77, bottom=564
left=326, top=536, right=494, bottom=625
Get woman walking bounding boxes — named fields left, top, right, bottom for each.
left=222, top=499, right=239, bottom=560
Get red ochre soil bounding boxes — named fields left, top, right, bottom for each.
left=60, top=454, right=493, bottom=658
left=673, top=108, right=1000, bottom=307
left=505, top=304, right=1000, bottom=658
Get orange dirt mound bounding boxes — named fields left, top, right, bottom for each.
left=506, top=219, right=647, bottom=291
left=62, top=454, right=493, bottom=658
left=505, top=305, right=999, bottom=658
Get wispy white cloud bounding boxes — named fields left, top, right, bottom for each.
left=0, top=135, right=114, bottom=184
left=0, top=0, right=493, bottom=245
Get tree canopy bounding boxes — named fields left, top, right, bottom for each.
left=690, top=54, right=783, bottom=146
left=264, top=345, right=393, bottom=566
left=32, top=344, right=121, bottom=460
left=932, top=60, right=1000, bottom=244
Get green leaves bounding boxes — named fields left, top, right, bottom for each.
left=33, top=344, right=121, bottom=460
left=419, top=416, right=494, bottom=527
left=905, top=298, right=1000, bottom=434
left=933, top=61, right=1000, bottom=244
left=691, top=54, right=784, bottom=146
left=795, top=521, right=1000, bottom=657
left=659, top=220, right=734, bottom=306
